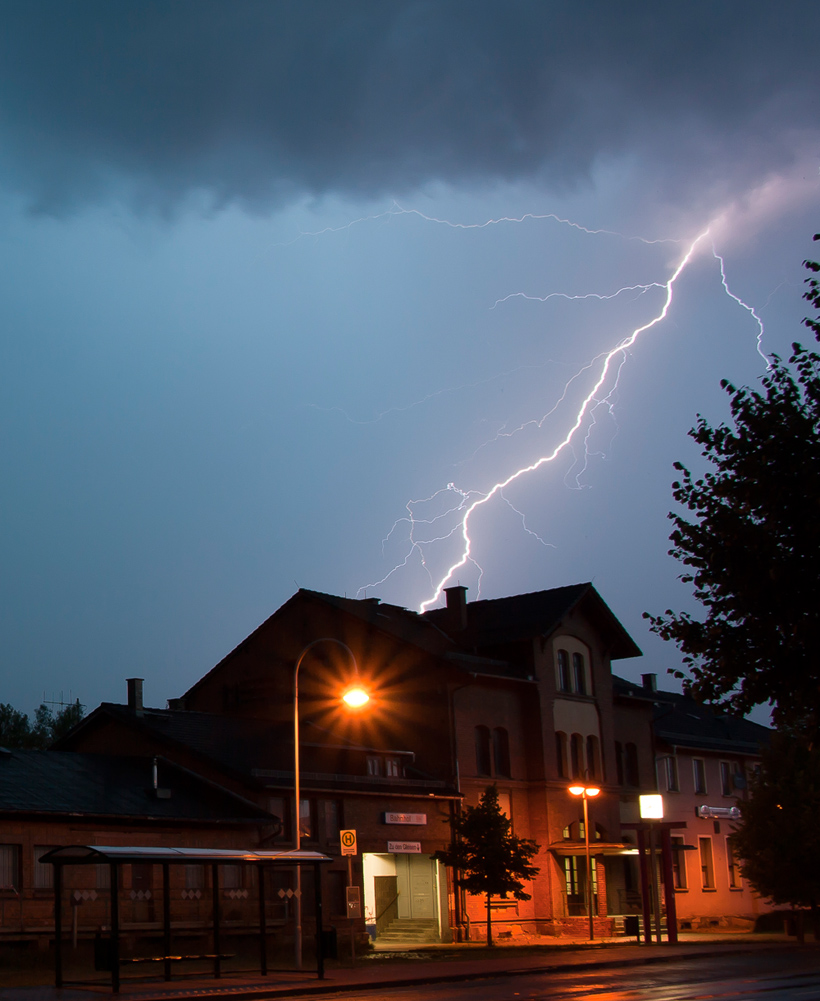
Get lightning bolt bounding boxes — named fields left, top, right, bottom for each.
left=409, top=229, right=711, bottom=611
left=712, top=242, right=769, bottom=367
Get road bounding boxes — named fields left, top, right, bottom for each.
left=302, top=951, right=820, bottom=1001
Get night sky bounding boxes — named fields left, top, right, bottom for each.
left=0, top=2, right=817, bottom=720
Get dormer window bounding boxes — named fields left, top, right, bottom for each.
left=557, top=650, right=572, bottom=691
left=555, top=642, right=592, bottom=695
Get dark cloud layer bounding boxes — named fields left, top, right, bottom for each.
left=0, top=1, right=817, bottom=212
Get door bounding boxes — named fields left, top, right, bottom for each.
left=408, top=855, right=435, bottom=919
left=374, top=875, right=399, bottom=933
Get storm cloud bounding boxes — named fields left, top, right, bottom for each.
left=0, top=0, right=817, bottom=213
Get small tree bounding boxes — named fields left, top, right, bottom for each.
left=730, top=734, right=820, bottom=936
left=433, top=786, right=539, bottom=946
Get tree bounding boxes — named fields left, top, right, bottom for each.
left=730, top=734, right=820, bottom=935
left=432, top=786, right=539, bottom=946
left=645, top=238, right=820, bottom=735
left=0, top=699, right=85, bottom=749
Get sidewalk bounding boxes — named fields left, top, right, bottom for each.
left=0, top=934, right=804, bottom=1001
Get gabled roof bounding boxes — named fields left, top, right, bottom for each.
left=425, top=583, right=641, bottom=659
left=0, top=749, right=271, bottom=823
left=182, top=588, right=463, bottom=703
left=613, top=676, right=771, bottom=755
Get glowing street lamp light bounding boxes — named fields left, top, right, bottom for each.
left=293, top=639, right=368, bottom=969
left=341, top=686, right=370, bottom=709
left=568, top=782, right=601, bottom=942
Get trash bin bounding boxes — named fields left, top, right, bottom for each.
left=320, top=927, right=338, bottom=960
left=623, top=915, right=640, bottom=940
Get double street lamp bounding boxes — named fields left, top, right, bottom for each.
left=568, top=781, right=601, bottom=942
left=292, top=638, right=369, bottom=969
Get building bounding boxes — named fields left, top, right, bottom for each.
left=0, top=747, right=272, bottom=945
left=45, top=583, right=772, bottom=944
left=613, top=673, right=773, bottom=931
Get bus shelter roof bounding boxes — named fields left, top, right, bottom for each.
left=40, top=844, right=333, bottom=866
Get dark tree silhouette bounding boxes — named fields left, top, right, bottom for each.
left=646, top=237, right=820, bottom=735
left=0, top=699, right=85, bottom=749
left=433, top=786, right=539, bottom=946
left=730, top=734, right=820, bottom=937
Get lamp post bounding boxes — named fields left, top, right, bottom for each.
left=568, top=781, right=601, bottom=941
left=293, top=638, right=368, bottom=969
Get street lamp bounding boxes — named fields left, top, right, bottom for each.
left=293, top=638, right=368, bottom=969
left=568, top=781, right=601, bottom=941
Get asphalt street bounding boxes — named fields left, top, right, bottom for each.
left=294, top=951, right=820, bottom=1001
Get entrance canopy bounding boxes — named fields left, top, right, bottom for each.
left=42, top=844, right=333, bottom=994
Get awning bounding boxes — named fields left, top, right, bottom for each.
left=549, top=841, right=635, bottom=857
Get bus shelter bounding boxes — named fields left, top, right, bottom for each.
left=41, top=845, right=333, bottom=993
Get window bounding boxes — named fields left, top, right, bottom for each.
left=720, top=761, right=733, bottom=796
left=185, top=865, right=205, bottom=890
left=570, top=733, right=583, bottom=779
left=625, top=743, right=639, bottom=787
left=663, top=756, right=679, bottom=792
left=586, top=735, right=601, bottom=779
left=269, top=795, right=290, bottom=840
left=34, top=847, right=57, bottom=890
left=475, top=726, right=492, bottom=776
left=556, top=731, right=568, bottom=778
left=557, top=650, right=571, bottom=691
left=564, top=856, right=580, bottom=897
left=222, top=865, right=243, bottom=890
left=614, top=741, right=624, bottom=785
left=0, top=846, right=20, bottom=891
left=385, top=757, right=401, bottom=778
left=493, top=727, right=511, bottom=777
left=320, top=799, right=341, bottom=842
left=572, top=652, right=587, bottom=695
left=693, top=759, right=707, bottom=795
left=726, top=838, right=740, bottom=889
left=131, top=864, right=153, bottom=894
left=366, top=756, right=383, bottom=777
left=299, top=797, right=314, bottom=840
left=699, top=837, right=715, bottom=889
left=671, top=836, right=687, bottom=889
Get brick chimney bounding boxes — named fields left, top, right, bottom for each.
left=443, top=585, right=468, bottom=632
left=127, top=678, right=144, bottom=716
left=641, top=673, right=657, bottom=692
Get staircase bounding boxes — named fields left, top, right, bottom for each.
left=376, top=918, right=439, bottom=945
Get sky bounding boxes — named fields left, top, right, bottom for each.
left=0, top=1, right=818, bottom=721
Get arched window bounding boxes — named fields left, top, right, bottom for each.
left=493, top=727, right=511, bottom=777
left=625, top=742, right=639, bottom=787
left=557, top=650, right=571, bottom=691
left=556, top=731, right=568, bottom=778
left=586, top=735, right=601, bottom=779
left=570, top=733, right=583, bottom=779
left=475, top=725, right=492, bottom=776
left=572, top=652, right=587, bottom=695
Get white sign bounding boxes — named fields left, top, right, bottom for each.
left=388, top=841, right=422, bottom=854
left=384, top=812, right=427, bottom=826
left=697, top=805, right=741, bottom=820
